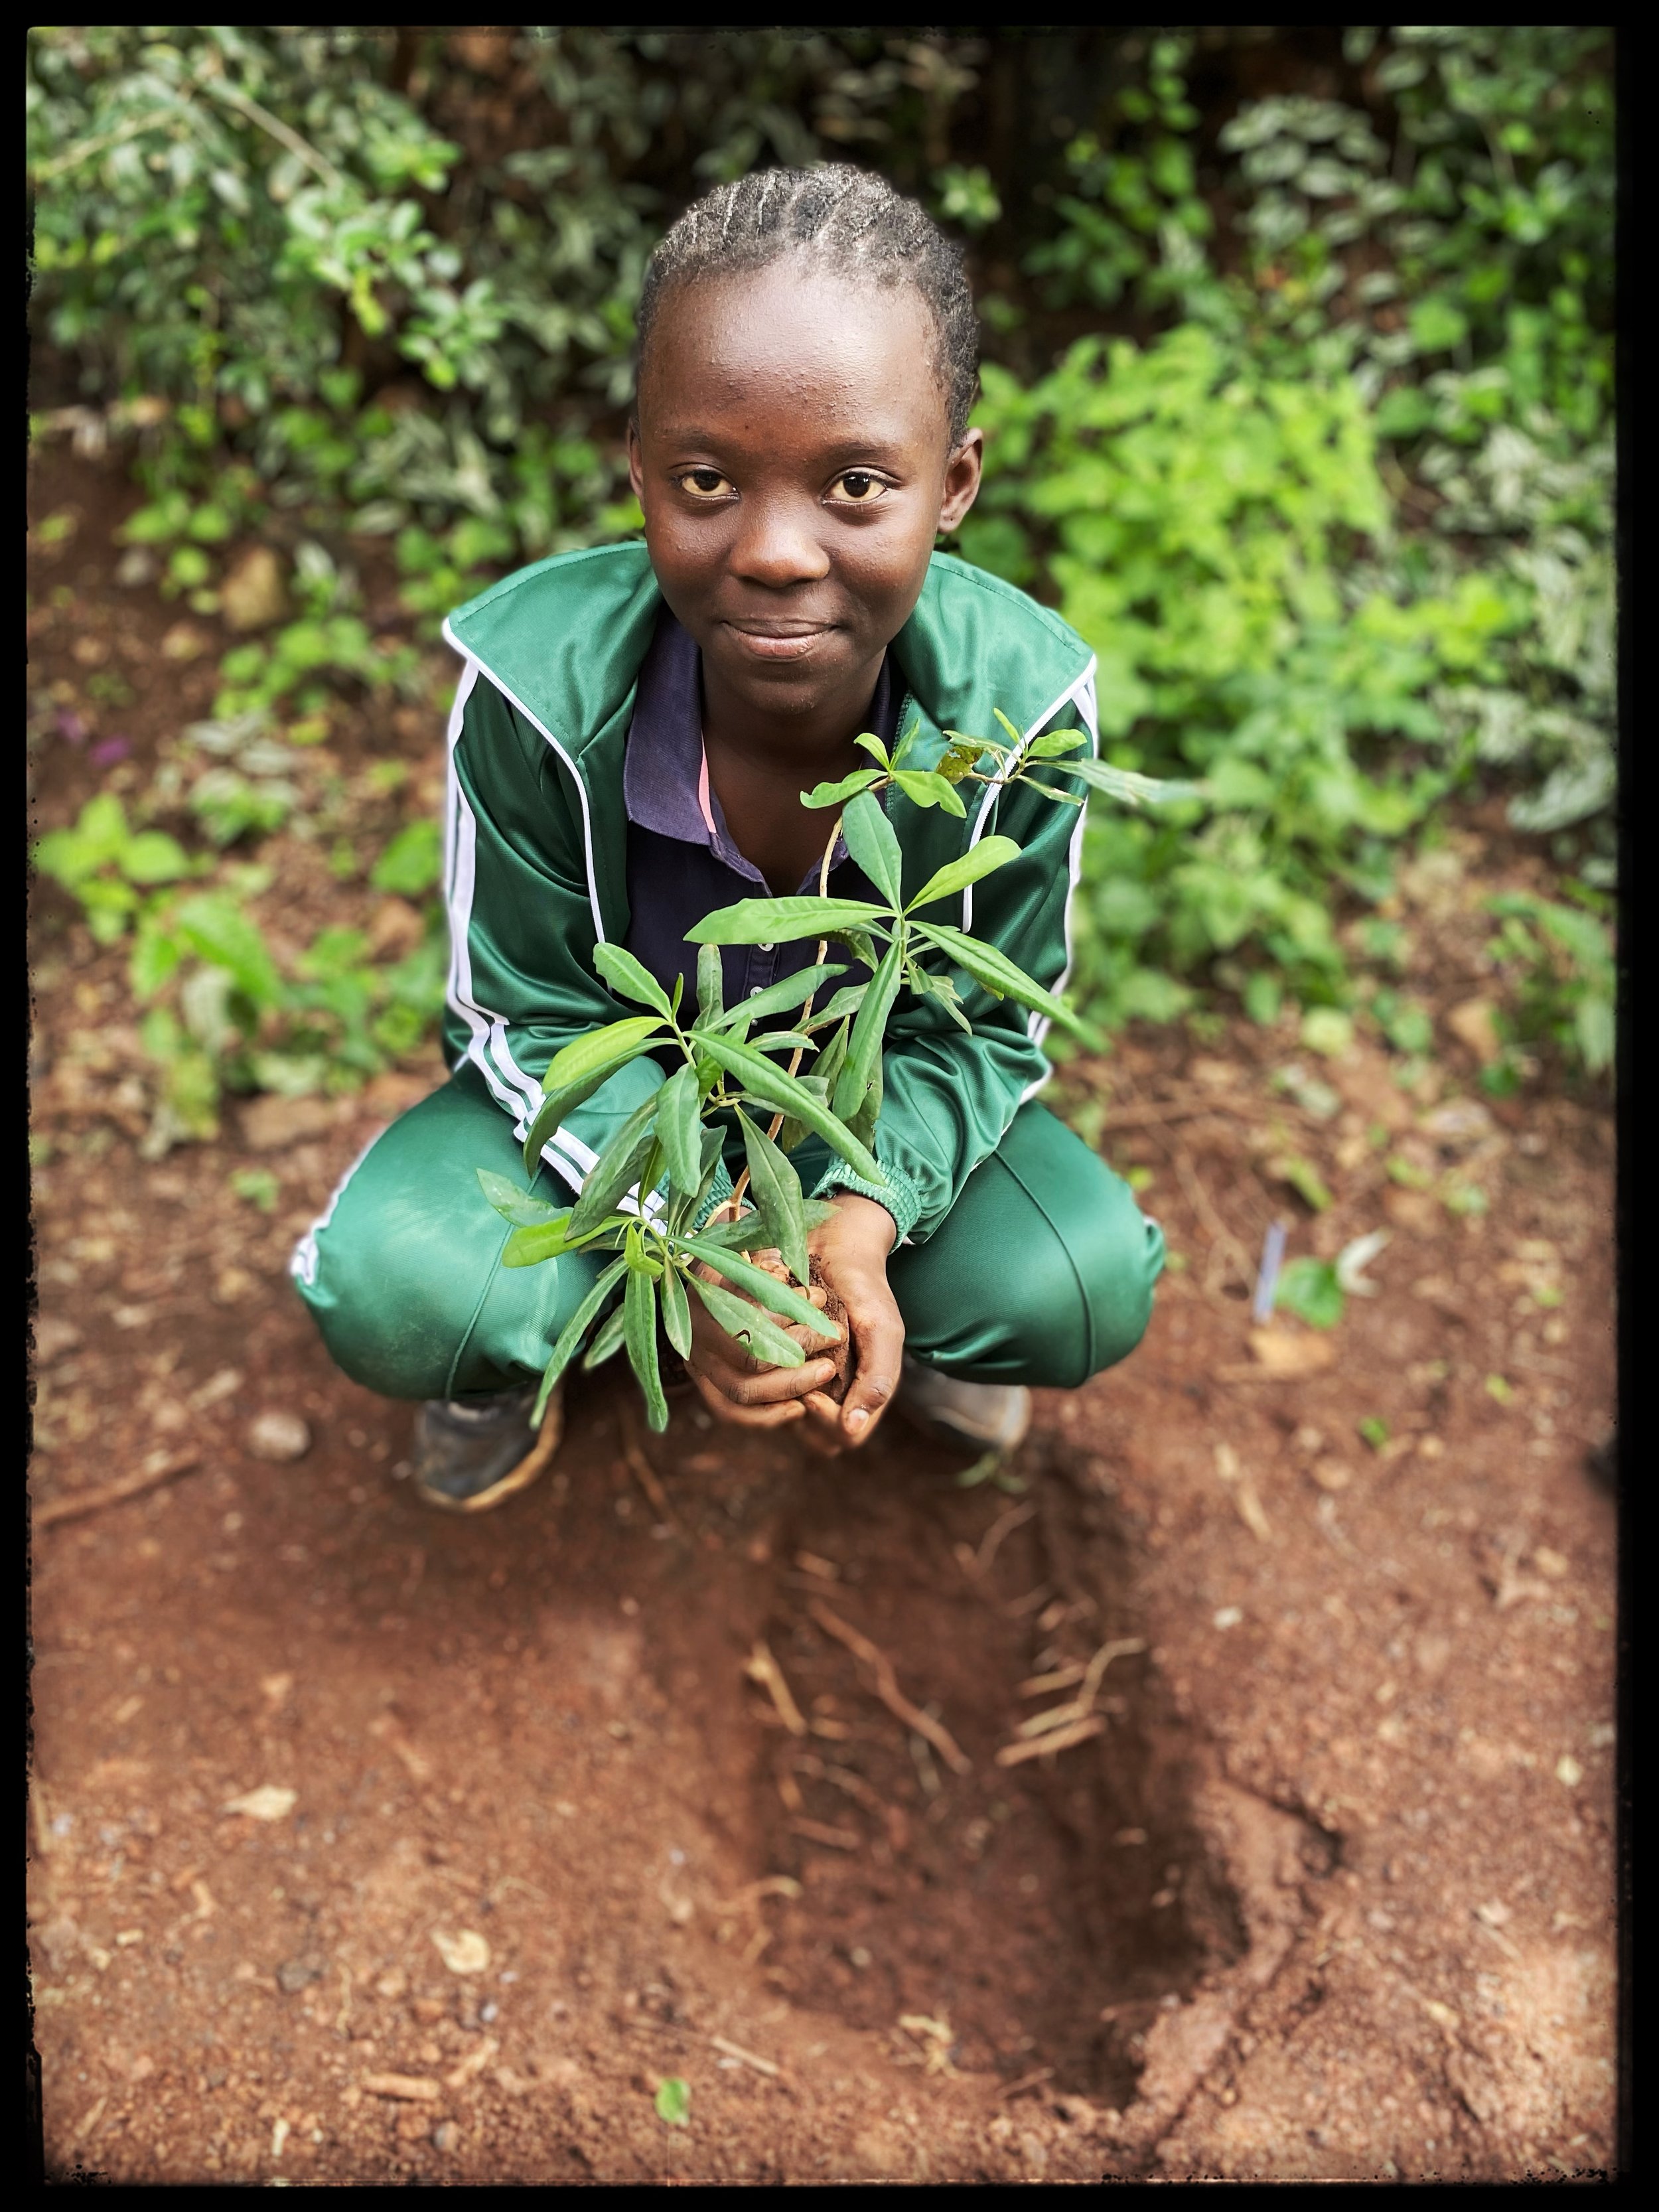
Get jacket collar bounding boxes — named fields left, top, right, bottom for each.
left=443, top=542, right=1095, bottom=779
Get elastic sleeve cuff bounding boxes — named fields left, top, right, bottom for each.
left=691, top=1162, right=737, bottom=1232
left=811, top=1160, right=924, bottom=1245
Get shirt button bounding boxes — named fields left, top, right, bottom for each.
left=749, top=986, right=763, bottom=999
left=759, top=942, right=774, bottom=952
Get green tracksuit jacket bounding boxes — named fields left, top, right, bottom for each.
left=436, top=540, right=1101, bottom=1246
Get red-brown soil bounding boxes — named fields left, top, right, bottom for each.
left=29, top=457, right=1620, bottom=2182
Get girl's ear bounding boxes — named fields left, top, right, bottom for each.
left=626, top=417, right=647, bottom=506
left=936, top=428, right=984, bottom=537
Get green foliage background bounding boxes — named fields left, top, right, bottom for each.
left=29, top=26, right=1616, bottom=1140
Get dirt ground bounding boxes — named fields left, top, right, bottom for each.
left=28, top=472, right=1623, bottom=2183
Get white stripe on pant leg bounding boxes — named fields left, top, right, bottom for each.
left=289, top=1125, right=392, bottom=1289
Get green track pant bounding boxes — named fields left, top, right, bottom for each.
left=292, top=1065, right=1165, bottom=1402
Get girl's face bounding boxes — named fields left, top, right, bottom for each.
left=629, top=259, right=983, bottom=726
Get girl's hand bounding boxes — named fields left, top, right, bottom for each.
left=796, top=1193, right=903, bottom=1455
left=684, top=1251, right=843, bottom=1431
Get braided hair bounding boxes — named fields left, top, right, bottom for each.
left=635, top=165, right=979, bottom=449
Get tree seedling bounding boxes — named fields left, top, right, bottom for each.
left=477, top=716, right=1206, bottom=1430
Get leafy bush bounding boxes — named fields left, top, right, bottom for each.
left=958, top=323, right=1518, bottom=1021
left=29, top=26, right=1615, bottom=1093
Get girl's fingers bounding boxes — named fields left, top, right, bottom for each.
left=698, top=1354, right=841, bottom=1408
left=800, top=1391, right=849, bottom=1456
left=691, top=1371, right=806, bottom=1429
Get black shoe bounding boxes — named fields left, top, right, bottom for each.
left=408, top=1384, right=562, bottom=1514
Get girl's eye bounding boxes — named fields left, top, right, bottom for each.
left=680, top=468, right=735, bottom=499
left=829, top=471, right=888, bottom=504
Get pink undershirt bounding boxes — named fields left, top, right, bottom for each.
left=695, top=743, right=718, bottom=837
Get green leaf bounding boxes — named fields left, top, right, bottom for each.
left=524, top=1017, right=664, bottom=1176
left=370, top=820, right=442, bottom=895
left=694, top=1031, right=885, bottom=1185
left=992, top=709, right=1023, bottom=747
left=129, top=917, right=183, bottom=1001
left=906, top=836, right=1022, bottom=913
left=709, top=963, right=844, bottom=1033
left=695, top=942, right=724, bottom=1025
left=686, top=896, right=888, bottom=948
left=624, top=1246, right=669, bottom=1432
left=654, top=2077, right=691, bottom=2129
left=853, top=731, right=891, bottom=767
left=1052, top=758, right=1208, bottom=808
left=685, top=1270, right=808, bottom=1368
left=582, top=1299, right=630, bottom=1370
left=1269, top=1153, right=1334, bottom=1212
left=1274, top=1258, right=1345, bottom=1329
left=907, top=962, right=974, bottom=1033
left=534, top=1255, right=628, bottom=1418
left=476, top=1168, right=566, bottom=1228
left=840, top=789, right=902, bottom=908
left=891, top=769, right=968, bottom=817
left=805, top=985, right=867, bottom=1031
left=678, top=1234, right=825, bottom=1334
left=567, top=1093, right=662, bottom=1237
left=823, top=926, right=883, bottom=971
left=595, top=941, right=674, bottom=1019
left=833, top=938, right=903, bottom=1121
left=1025, top=727, right=1087, bottom=759
left=944, top=727, right=1010, bottom=760
left=801, top=767, right=883, bottom=810
left=736, top=1108, right=809, bottom=1286
left=121, top=830, right=193, bottom=885
left=847, top=1039, right=883, bottom=1155
left=811, top=1019, right=851, bottom=1113
left=913, top=924, right=1098, bottom=1044
left=691, top=1212, right=782, bottom=1253
left=660, top=1259, right=693, bottom=1359
left=654, top=1062, right=703, bottom=1197
left=541, top=1017, right=666, bottom=1099
left=502, top=1218, right=577, bottom=1267
left=172, top=895, right=283, bottom=1009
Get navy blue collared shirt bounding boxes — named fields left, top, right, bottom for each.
left=622, top=605, right=899, bottom=1018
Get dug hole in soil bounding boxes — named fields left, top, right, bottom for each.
left=28, top=479, right=1619, bottom=2182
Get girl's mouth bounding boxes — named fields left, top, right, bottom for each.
left=721, top=619, right=835, bottom=662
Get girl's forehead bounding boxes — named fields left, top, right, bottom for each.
left=642, top=265, right=944, bottom=431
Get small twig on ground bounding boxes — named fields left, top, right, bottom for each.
left=34, top=1450, right=202, bottom=1529
left=796, top=1752, right=909, bottom=1851
left=444, top=2036, right=499, bottom=2090
left=974, top=1500, right=1037, bottom=1576
left=1001, top=1637, right=1144, bottom=1761
left=616, top=1398, right=682, bottom=1530
left=788, top=1816, right=861, bottom=1851
left=999, top=2066, right=1056, bottom=2100
left=808, top=1599, right=972, bottom=1775
left=709, top=2034, right=784, bottom=2080
left=744, top=1641, right=809, bottom=1735
left=994, top=1714, right=1106, bottom=1766
left=1003, top=1583, right=1054, bottom=1618
left=717, top=1875, right=803, bottom=1913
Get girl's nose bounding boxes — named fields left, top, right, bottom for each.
left=727, top=494, right=831, bottom=588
